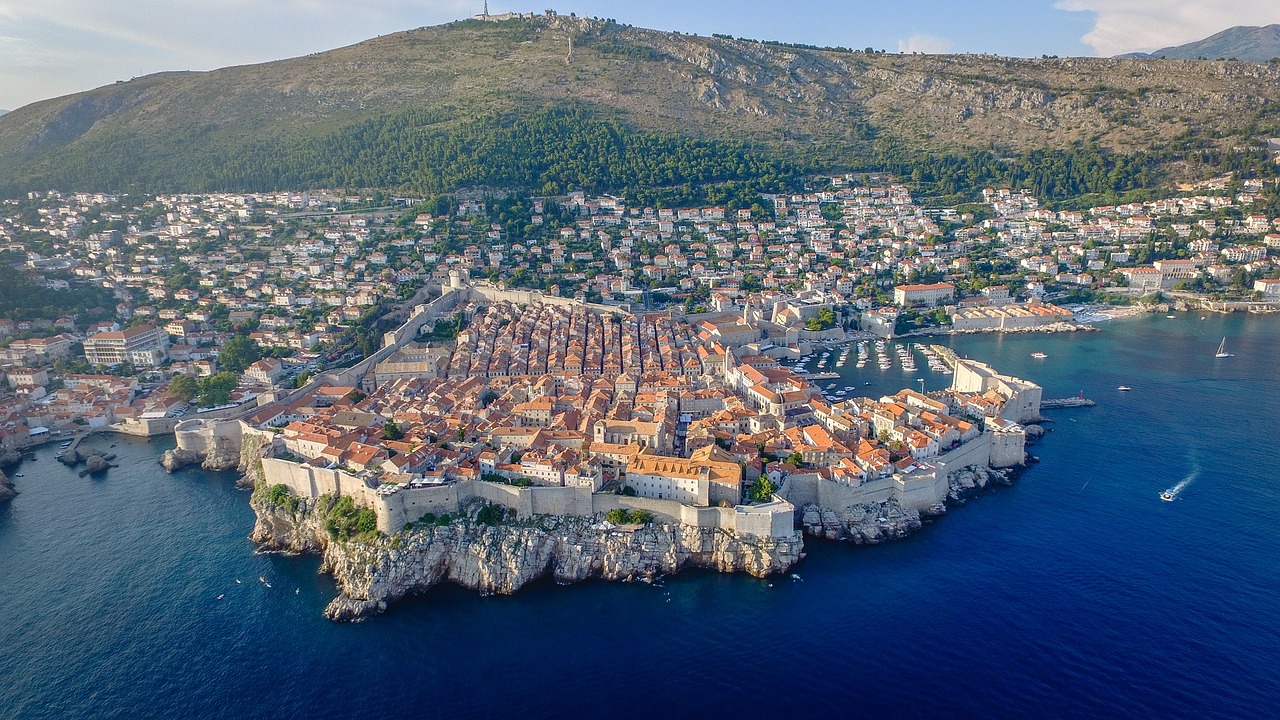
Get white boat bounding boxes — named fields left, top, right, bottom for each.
left=1214, top=337, right=1233, bottom=358
left=1160, top=491, right=1175, bottom=502
left=1117, top=386, right=1132, bottom=391
left=1030, top=352, right=1047, bottom=359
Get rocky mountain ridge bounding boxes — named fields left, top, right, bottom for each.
left=1122, top=24, right=1280, bottom=62
left=2, top=14, right=1279, bottom=195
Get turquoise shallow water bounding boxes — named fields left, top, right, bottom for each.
left=1, top=313, right=1278, bottom=719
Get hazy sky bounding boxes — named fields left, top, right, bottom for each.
left=3, top=0, right=1279, bottom=112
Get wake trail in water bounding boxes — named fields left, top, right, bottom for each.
left=1163, top=469, right=1198, bottom=500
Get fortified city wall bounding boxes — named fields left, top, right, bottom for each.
left=778, top=432, right=1005, bottom=512
left=257, top=456, right=795, bottom=538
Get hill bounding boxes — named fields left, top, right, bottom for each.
left=1122, top=24, right=1280, bottom=62
left=1, top=14, right=1279, bottom=201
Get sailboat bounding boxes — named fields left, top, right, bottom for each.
left=1214, top=337, right=1233, bottom=358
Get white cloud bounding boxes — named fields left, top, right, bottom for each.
left=897, top=33, right=952, bottom=54
left=1056, top=0, right=1280, bottom=55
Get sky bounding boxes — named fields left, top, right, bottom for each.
left=2, top=0, right=1279, bottom=112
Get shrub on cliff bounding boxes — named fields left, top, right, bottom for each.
left=604, top=508, right=654, bottom=526
left=476, top=504, right=510, bottom=525
left=260, top=483, right=300, bottom=513
left=324, top=495, right=380, bottom=540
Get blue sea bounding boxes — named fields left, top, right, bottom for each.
left=2, top=313, right=1279, bottom=719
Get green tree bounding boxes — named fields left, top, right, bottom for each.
left=169, top=374, right=198, bottom=403
left=381, top=420, right=404, bottom=441
left=629, top=509, right=654, bottom=525
left=785, top=452, right=804, bottom=466
left=218, top=335, right=262, bottom=373
left=752, top=476, right=778, bottom=503
left=197, top=371, right=238, bottom=407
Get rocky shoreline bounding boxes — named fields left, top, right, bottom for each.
left=0, top=470, right=16, bottom=503
left=250, top=489, right=804, bottom=621
left=798, top=465, right=1018, bottom=543
left=248, top=458, right=1030, bottom=621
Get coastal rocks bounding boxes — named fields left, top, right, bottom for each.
left=947, top=467, right=1013, bottom=504
left=159, top=448, right=203, bottom=472
left=59, top=447, right=117, bottom=475
left=250, top=494, right=804, bottom=621
left=800, top=499, right=922, bottom=543
left=1024, top=424, right=1047, bottom=440
left=0, top=449, right=24, bottom=469
left=82, top=454, right=111, bottom=475
left=0, top=470, right=16, bottom=503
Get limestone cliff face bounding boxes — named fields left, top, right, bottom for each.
left=800, top=467, right=1016, bottom=542
left=250, top=493, right=804, bottom=621
left=801, top=498, right=924, bottom=543
left=159, top=448, right=202, bottom=473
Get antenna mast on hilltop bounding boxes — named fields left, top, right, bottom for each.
left=483, top=0, right=489, bottom=18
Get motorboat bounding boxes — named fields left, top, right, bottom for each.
left=1160, top=491, right=1175, bottom=502
left=1117, top=386, right=1132, bottom=391
left=1030, top=352, right=1047, bottom=359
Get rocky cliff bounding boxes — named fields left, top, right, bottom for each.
left=799, top=466, right=1016, bottom=542
left=0, top=470, right=16, bottom=503
left=250, top=490, right=804, bottom=621
left=162, top=422, right=270, bottom=479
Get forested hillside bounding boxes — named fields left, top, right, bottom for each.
left=3, top=14, right=1280, bottom=200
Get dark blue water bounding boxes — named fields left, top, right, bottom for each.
left=3, top=314, right=1279, bottom=719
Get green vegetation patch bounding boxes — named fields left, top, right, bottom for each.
left=604, top=508, right=654, bottom=525
left=324, top=495, right=380, bottom=541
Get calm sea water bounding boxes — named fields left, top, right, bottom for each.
left=2, top=314, right=1278, bottom=719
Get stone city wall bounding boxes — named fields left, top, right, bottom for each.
left=779, top=432, right=1003, bottom=512
left=259, top=457, right=793, bottom=538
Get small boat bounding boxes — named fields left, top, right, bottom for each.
left=1214, top=337, right=1232, bottom=358
left=1117, top=386, right=1132, bottom=391
left=1166, top=314, right=1176, bottom=319
left=259, top=576, right=266, bottom=583
left=1160, top=491, right=1175, bottom=502
left=264, top=582, right=272, bottom=588
left=235, top=579, right=242, bottom=584
left=216, top=594, right=224, bottom=600
left=1030, top=352, right=1047, bottom=359
left=14, top=473, right=23, bottom=477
